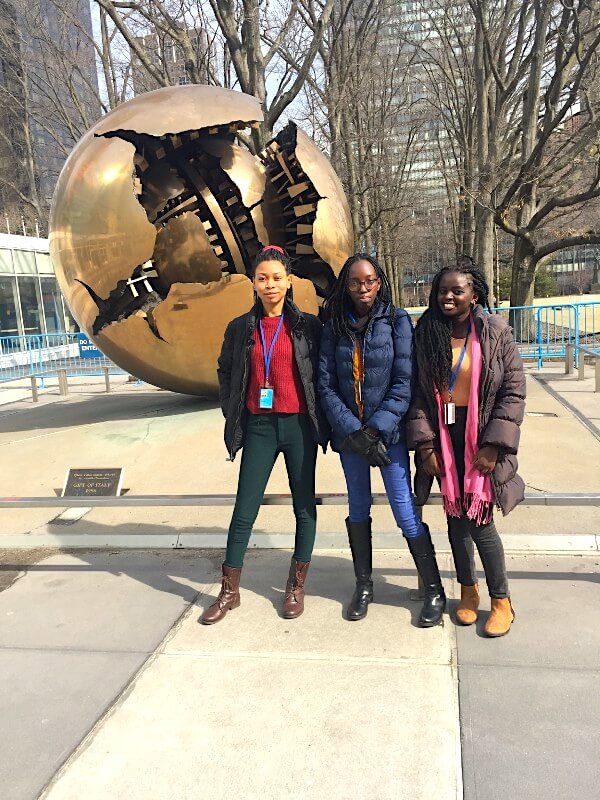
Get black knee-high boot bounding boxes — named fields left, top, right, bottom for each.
left=346, top=518, right=373, bottom=620
left=406, top=524, right=446, bottom=627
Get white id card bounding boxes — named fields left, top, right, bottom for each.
left=259, top=387, right=274, bottom=409
left=444, top=401, right=456, bottom=425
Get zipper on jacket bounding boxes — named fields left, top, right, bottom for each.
left=356, top=314, right=378, bottom=417
left=291, top=317, right=320, bottom=440
left=228, top=327, right=255, bottom=461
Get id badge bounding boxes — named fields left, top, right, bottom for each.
left=444, top=401, right=456, bottom=425
left=259, top=387, right=274, bottom=409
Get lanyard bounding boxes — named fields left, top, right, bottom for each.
left=258, top=313, right=285, bottom=386
left=448, top=321, right=471, bottom=395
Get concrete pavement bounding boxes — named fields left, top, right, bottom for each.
left=0, top=367, right=598, bottom=550
left=0, top=364, right=598, bottom=799
left=0, top=548, right=598, bottom=800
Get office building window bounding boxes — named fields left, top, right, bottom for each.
left=35, top=252, right=53, bottom=274
left=13, top=249, right=37, bottom=275
left=40, top=277, right=63, bottom=333
left=0, top=276, right=20, bottom=337
left=17, top=276, right=42, bottom=334
left=0, top=248, right=13, bottom=273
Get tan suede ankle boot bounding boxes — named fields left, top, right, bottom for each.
left=456, top=583, right=480, bottom=626
left=483, top=598, right=515, bottom=637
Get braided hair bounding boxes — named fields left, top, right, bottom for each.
left=322, top=253, right=395, bottom=337
left=414, top=261, right=492, bottom=394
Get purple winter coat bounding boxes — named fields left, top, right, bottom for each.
left=406, top=305, right=526, bottom=516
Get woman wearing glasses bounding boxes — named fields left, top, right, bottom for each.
left=317, top=254, right=445, bottom=626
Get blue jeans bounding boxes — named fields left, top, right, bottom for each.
left=340, top=443, right=424, bottom=539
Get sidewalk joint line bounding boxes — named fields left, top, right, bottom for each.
left=531, top=374, right=600, bottom=441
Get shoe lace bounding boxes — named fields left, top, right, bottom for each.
left=217, top=576, right=234, bottom=605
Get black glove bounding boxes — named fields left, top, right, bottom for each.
left=366, top=439, right=392, bottom=468
left=344, top=428, right=379, bottom=458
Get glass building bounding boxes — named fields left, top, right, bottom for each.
left=0, top=232, right=76, bottom=339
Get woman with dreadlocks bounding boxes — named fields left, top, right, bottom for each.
left=318, top=253, right=446, bottom=626
left=201, top=246, right=329, bottom=625
left=407, top=262, right=526, bottom=637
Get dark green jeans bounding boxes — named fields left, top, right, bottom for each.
left=224, top=413, right=318, bottom=568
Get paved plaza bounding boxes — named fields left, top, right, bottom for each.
left=0, top=365, right=598, bottom=799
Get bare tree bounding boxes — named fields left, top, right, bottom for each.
left=288, top=0, right=456, bottom=303
left=451, top=0, right=600, bottom=306
left=0, top=0, right=128, bottom=233
left=414, top=0, right=478, bottom=261
left=94, top=0, right=336, bottom=150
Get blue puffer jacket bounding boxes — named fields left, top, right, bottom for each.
left=318, top=302, right=414, bottom=451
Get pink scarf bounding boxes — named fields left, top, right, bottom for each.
left=435, top=316, right=494, bottom=525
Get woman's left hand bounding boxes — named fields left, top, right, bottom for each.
left=472, top=446, right=499, bottom=475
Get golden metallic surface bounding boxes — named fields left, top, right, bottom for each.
left=94, top=275, right=317, bottom=395
left=294, top=129, right=354, bottom=274
left=290, top=276, right=318, bottom=315
left=50, top=135, right=156, bottom=303
left=202, top=137, right=270, bottom=247
left=49, top=85, right=352, bottom=395
left=96, top=276, right=254, bottom=395
left=153, top=213, right=222, bottom=285
left=93, top=85, right=263, bottom=138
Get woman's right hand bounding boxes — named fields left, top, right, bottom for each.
left=421, top=449, right=443, bottom=478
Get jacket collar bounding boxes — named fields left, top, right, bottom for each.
left=345, top=298, right=391, bottom=325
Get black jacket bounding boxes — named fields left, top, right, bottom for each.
left=217, top=298, right=330, bottom=460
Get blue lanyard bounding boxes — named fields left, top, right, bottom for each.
left=448, top=322, right=471, bottom=395
left=258, top=313, right=285, bottom=386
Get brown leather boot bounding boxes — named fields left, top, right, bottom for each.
left=483, top=598, right=515, bottom=637
left=456, top=583, right=480, bottom=626
left=282, top=558, right=310, bottom=619
left=201, top=564, right=242, bottom=625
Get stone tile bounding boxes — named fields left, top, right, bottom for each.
left=0, top=552, right=216, bottom=653
left=167, top=550, right=455, bottom=666
left=43, top=654, right=461, bottom=800
left=0, top=649, right=146, bottom=800
left=455, top=554, right=600, bottom=669
left=459, top=665, right=600, bottom=800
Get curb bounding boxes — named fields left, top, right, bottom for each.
left=0, top=531, right=597, bottom=552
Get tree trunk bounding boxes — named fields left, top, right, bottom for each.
left=341, top=112, right=361, bottom=251
left=474, top=205, right=495, bottom=296
left=509, top=237, right=537, bottom=339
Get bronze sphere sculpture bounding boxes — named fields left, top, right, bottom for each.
left=49, top=85, right=353, bottom=394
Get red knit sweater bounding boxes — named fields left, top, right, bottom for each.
left=246, top=315, right=308, bottom=415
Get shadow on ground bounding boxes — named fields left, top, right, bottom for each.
left=0, top=392, right=218, bottom=433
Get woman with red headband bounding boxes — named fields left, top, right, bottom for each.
left=201, top=246, right=329, bottom=625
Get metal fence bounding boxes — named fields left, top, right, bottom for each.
left=1, top=301, right=599, bottom=386
left=0, top=332, right=126, bottom=384
left=408, top=300, right=600, bottom=368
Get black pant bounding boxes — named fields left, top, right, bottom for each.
left=446, top=408, right=509, bottom=599
left=225, top=413, right=317, bottom=568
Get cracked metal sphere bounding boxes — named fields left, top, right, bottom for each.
left=49, top=85, right=353, bottom=394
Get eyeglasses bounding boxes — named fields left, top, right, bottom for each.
left=348, top=277, right=380, bottom=291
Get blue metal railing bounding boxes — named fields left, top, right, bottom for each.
left=1, top=301, right=599, bottom=384
left=407, top=301, right=599, bottom=368
left=0, top=332, right=126, bottom=384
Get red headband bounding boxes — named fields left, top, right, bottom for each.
left=262, top=245, right=285, bottom=255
